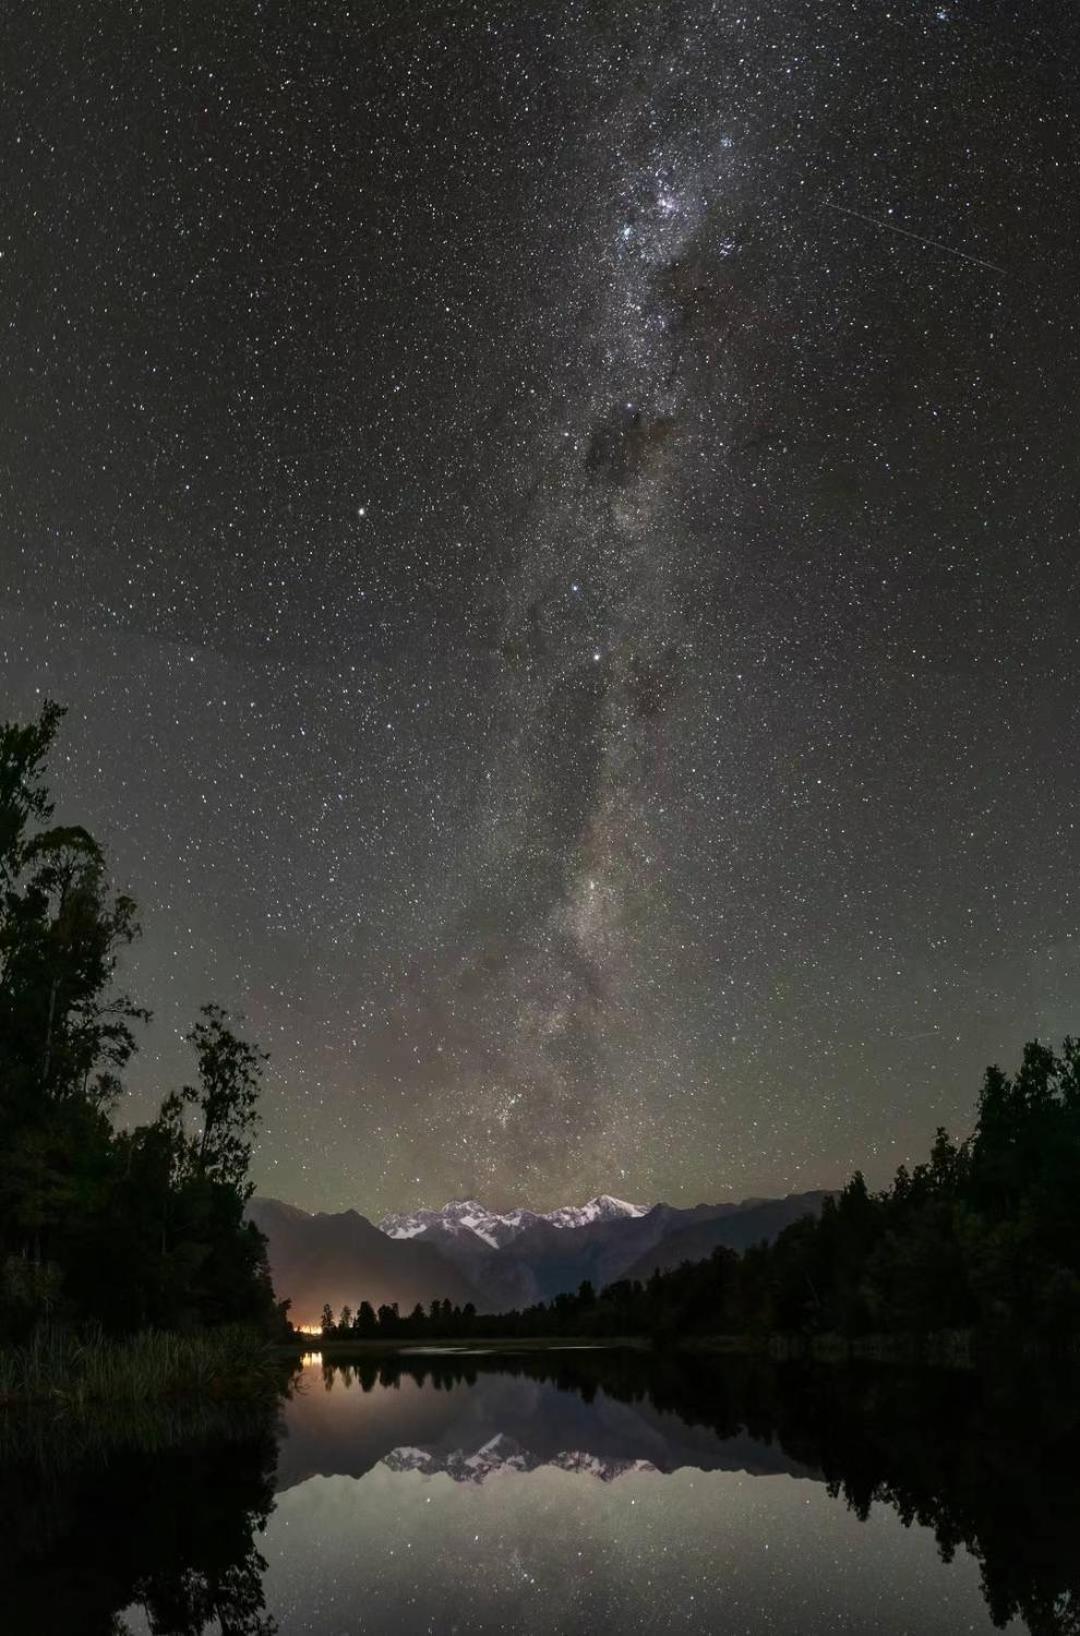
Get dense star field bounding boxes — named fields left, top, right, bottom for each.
left=2, top=2, right=1078, bottom=1214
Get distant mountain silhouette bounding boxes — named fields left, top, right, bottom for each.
left=376, top=1196, right=831, bottom=1306
left=620, top=1192, right=833, bottom=1281
left=246, top=1198, right=480, bottom=1326
left=450, top=1205, right=722, bottom=1306
left=250, top=1190, right=830, bottom=1321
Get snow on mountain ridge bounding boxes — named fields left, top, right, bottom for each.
left=543, top=1195, right=649, bottom=1230
left=378, top=1194, right=647, bottom=1245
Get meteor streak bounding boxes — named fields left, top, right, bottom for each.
left=823, top=200, right=1005, bottom=275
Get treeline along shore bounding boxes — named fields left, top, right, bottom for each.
left=314, top=1039, right=1080, bottom=1365
left=2, top=701, right=1080, bottom=1408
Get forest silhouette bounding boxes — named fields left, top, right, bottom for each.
left=4, top=700, right=1080, bottom=1365
left=3, top=707, right=1080, bottom=1634
left=319, top=1036, right=1080, bottom=1355
left=0, top=702, right=284, bottom=1344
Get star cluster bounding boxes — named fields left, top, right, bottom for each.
left=2, top=0, right=1079, bottom=1213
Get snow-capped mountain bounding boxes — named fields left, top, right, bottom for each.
left=377, top=1199, right=535, bottom=1249
left=542, top=1195, right=649, bottom=1231
left=378, top=1194, right=647, bottom=1248
left=251, top=1190, right=831, bottom=1320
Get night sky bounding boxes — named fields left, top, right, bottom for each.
left=3, top=1, right=1079, bottom=1216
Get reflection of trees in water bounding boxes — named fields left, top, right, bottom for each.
left=5, top=1352, right=1080, bottom=1635
left=319, top=1355, right=482, bottom=1394
left=321, top=1349, right=1080, bottom=1636
left=0, top=1418, right=280, bottom=1636
left=761, top=1363, right=1080, bottom=1636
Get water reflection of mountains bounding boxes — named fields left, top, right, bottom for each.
left=278, top=1351, right=821, bottom=1490
left=6, top=1349, right=1080, bottom=1636
left=279, top=1348, right=1080, bottom=1635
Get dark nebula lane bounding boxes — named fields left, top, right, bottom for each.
left=2, top=0, right=1079, bottom=1214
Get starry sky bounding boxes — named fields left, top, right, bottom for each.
left=3, top=0, right=1080, bottom=1216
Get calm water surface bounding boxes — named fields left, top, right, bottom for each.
left=8, top=1347, right=1078, bottom=1635
left=258, top=1353, right=1002, bottom=1636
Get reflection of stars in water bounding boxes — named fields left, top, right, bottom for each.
left=508, top=1548, right=538, bottom=1588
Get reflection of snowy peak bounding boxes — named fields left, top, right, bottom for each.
left=384, top=1434, right=542, bottom=1481
left=378, top=1195, right=647, bottom=1247
left=382, top=1436, right=658, bottom=1485
left=549, top=1451, right=658, bottom=1481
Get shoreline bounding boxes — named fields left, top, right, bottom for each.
left=290, top=1326, right=1080, bottom=1372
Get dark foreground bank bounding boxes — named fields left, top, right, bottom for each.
left=0, top=1325, right=282, bottom=1408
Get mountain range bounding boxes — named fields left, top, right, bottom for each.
left=379, top=1193, right=649, bottom=1247
left=249, top=1189, right=831, bottom=1327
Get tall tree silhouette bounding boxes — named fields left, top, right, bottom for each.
left=182, top=1005, right=268, bottom=1198
left=0, top=703, right=279, bottom=1339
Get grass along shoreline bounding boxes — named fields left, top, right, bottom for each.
left=6, top=1321, right=1062, bottom=1410
left=0, top=1325, right=284, bottom=1408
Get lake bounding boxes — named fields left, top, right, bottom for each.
left=5, top=1346, right=1078, bottom=1634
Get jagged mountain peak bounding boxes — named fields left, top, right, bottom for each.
left=250, top=1189, right=830, bottom=1321
left=544, top=1195, right=649, bottom=1229
left=377, top=1194, right=648, bottom=1247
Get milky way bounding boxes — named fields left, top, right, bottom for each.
left=2, top=1, right=1079, bottom=1212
